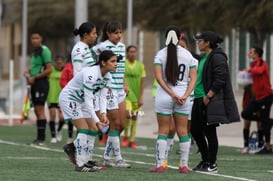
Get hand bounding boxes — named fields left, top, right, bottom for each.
left=138, top=98, right=143, bottom=107
left=124, top=85, right=129, bottom=96
left=96, top=121, right=109, bottom=131
left=26, top=76, right=35, bottom=85
left=100, top=113, right=109, bottom=125
left=203, top=96, right=210, bottom=106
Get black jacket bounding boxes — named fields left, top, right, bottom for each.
left=202, top=48, right=240, bottom=125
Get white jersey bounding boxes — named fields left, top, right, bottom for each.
left=154, top=46, right=198, bottom=115
left=59, top=65, right=111, bottom=122
left=154, top=46, right=197, bottom=94
left=92, top=40, right=126, bottom=91
left=71, top=41, right=96, bottom=75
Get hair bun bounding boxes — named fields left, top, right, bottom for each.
left=73, top=28, right=79, bottom=36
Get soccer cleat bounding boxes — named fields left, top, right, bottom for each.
left=121, top=136, right=128, bottom=147
left=29, top=139, right=45, bottom=146
left=98, top=139, right=105, bottom=146
left=162, top=160, right=168, bottom=169
left=100, top=159, right=115, bottom=168
left=114, top=160, right=131, bottom=168
left=128, top=141, right=138, bottom=149
left=56, top=131, right=62, bottom=142
left=63, top=143, right=76, bottom=165
left=241, top=147, right=248, bottom=154
left=86, top=161, right=103, bottom=170
left=149, top=166, right=165, bottom=173
left=75, top=164, right=99, bottom=172
left=50, top=137, right=57, bottom=143
left=179, top=166, right=190, bottom=174
left=192, top=161, right=209, bottom=171
left=255, top=147, right=273, bottom=154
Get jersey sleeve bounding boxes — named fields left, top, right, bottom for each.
left=154, top=52, right=162, bottom=66
left=92, top=43, right=106, bottom=55
left=83, top=71, right=100, bottom=123
left=190, top=57, right=198, bottom=69
left=42, top=46, right=52, bottom=64
left=140, top=63, right=146, bottom=78
left=99, top=73, right=111, bottom=114
left=72, top=47, right=85, bottom=75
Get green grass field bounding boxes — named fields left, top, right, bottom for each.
left=0, top=125, right=272, bottom=181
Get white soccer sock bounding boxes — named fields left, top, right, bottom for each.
left=74, top=132, right=88, bottom=167
left=179, top=136, right=190, bottom=167
left=165, top=136, right=174, bottom=162
left=156, top=136, right=167, bottom=167
left=86, top=135, right=96, bottom=162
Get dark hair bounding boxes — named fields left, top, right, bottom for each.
left=126, top=45, right=137, bottom=52
left=96, top=50, right=116, bottom=66
left=54, top=55, right=65, bottom=61
left=180, top=33, right=188, bottom=46
left=252, top=46, right=263, bottom=57
left=101, top=21, right=122, bottom=41
left=73, top=22, right=96, bottom=38
left=165, top=25, right=180, bottom=86
left=30, top=31, right=43, bottom=37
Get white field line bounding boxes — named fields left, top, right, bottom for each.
left=0, top=139, right=257, bottom=181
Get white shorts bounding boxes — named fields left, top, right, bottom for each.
left=106, top=89, right=126, bottom=110
left=155, top=86, right=191, bottom=116
left=59, top=96, right=92, bottom=122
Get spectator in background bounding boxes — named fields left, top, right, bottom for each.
left=241, top=46, right=273, bottom=154
left=191, top=31, right=240, bottom=173
left=47, top=55, right=65, bottom=143
left=24, top=32, right=52, bottom=146
left=60, top=55, right=74, bottom=144
left=121, top=45, right=146, bottom=149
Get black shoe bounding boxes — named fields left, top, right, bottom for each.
left=192, top=161, right=209, bottom=171
left=200, top=163, right=218, bottom=173
left=86, top=161, right=103, bottom=170
left=63, top=143, right=76, bottom=165
left=255, top=147, right=273, bottom=154
left=75, top=164, right=99, bottom=172
left=29, top=139, right=45, bottom=146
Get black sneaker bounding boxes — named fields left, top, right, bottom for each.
left=255, top=147, right=273, bottom=154
left=63, top=143, right=76, bottom=165
left=202, top=163, right=218, bottom=173
left=29, top=139, right=45, bottom=146
left=86, top=161, right=103, bottom=170
left=75, top=164, right=99, bottom=172
left=192, top=161, right=209, bottom=171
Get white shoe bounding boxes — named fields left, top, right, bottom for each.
left=51, top=137, right=57, bottom=143
left=67, top=138, right=73, bottom=144
left=56, top=131, right=62, bottom=142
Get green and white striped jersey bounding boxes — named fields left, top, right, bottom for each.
left=92, top=40, right=126, bottom=91
left=71, top=41, right=96, bottom=75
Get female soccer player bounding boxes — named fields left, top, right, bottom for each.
left=92, top=21, right=130, bottom=168
left=150, top=25, right=197, bottom=174
left=59, top=50, right=117, bottom=172
left=63, top=22, right=100, bottom=167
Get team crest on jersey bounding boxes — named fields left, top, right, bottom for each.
left=72, top=110, right=79, bottom=117
left=107, top=99, right=115, bottom=108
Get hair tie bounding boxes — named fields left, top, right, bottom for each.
left=165, top=30, right=178, bottom=46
